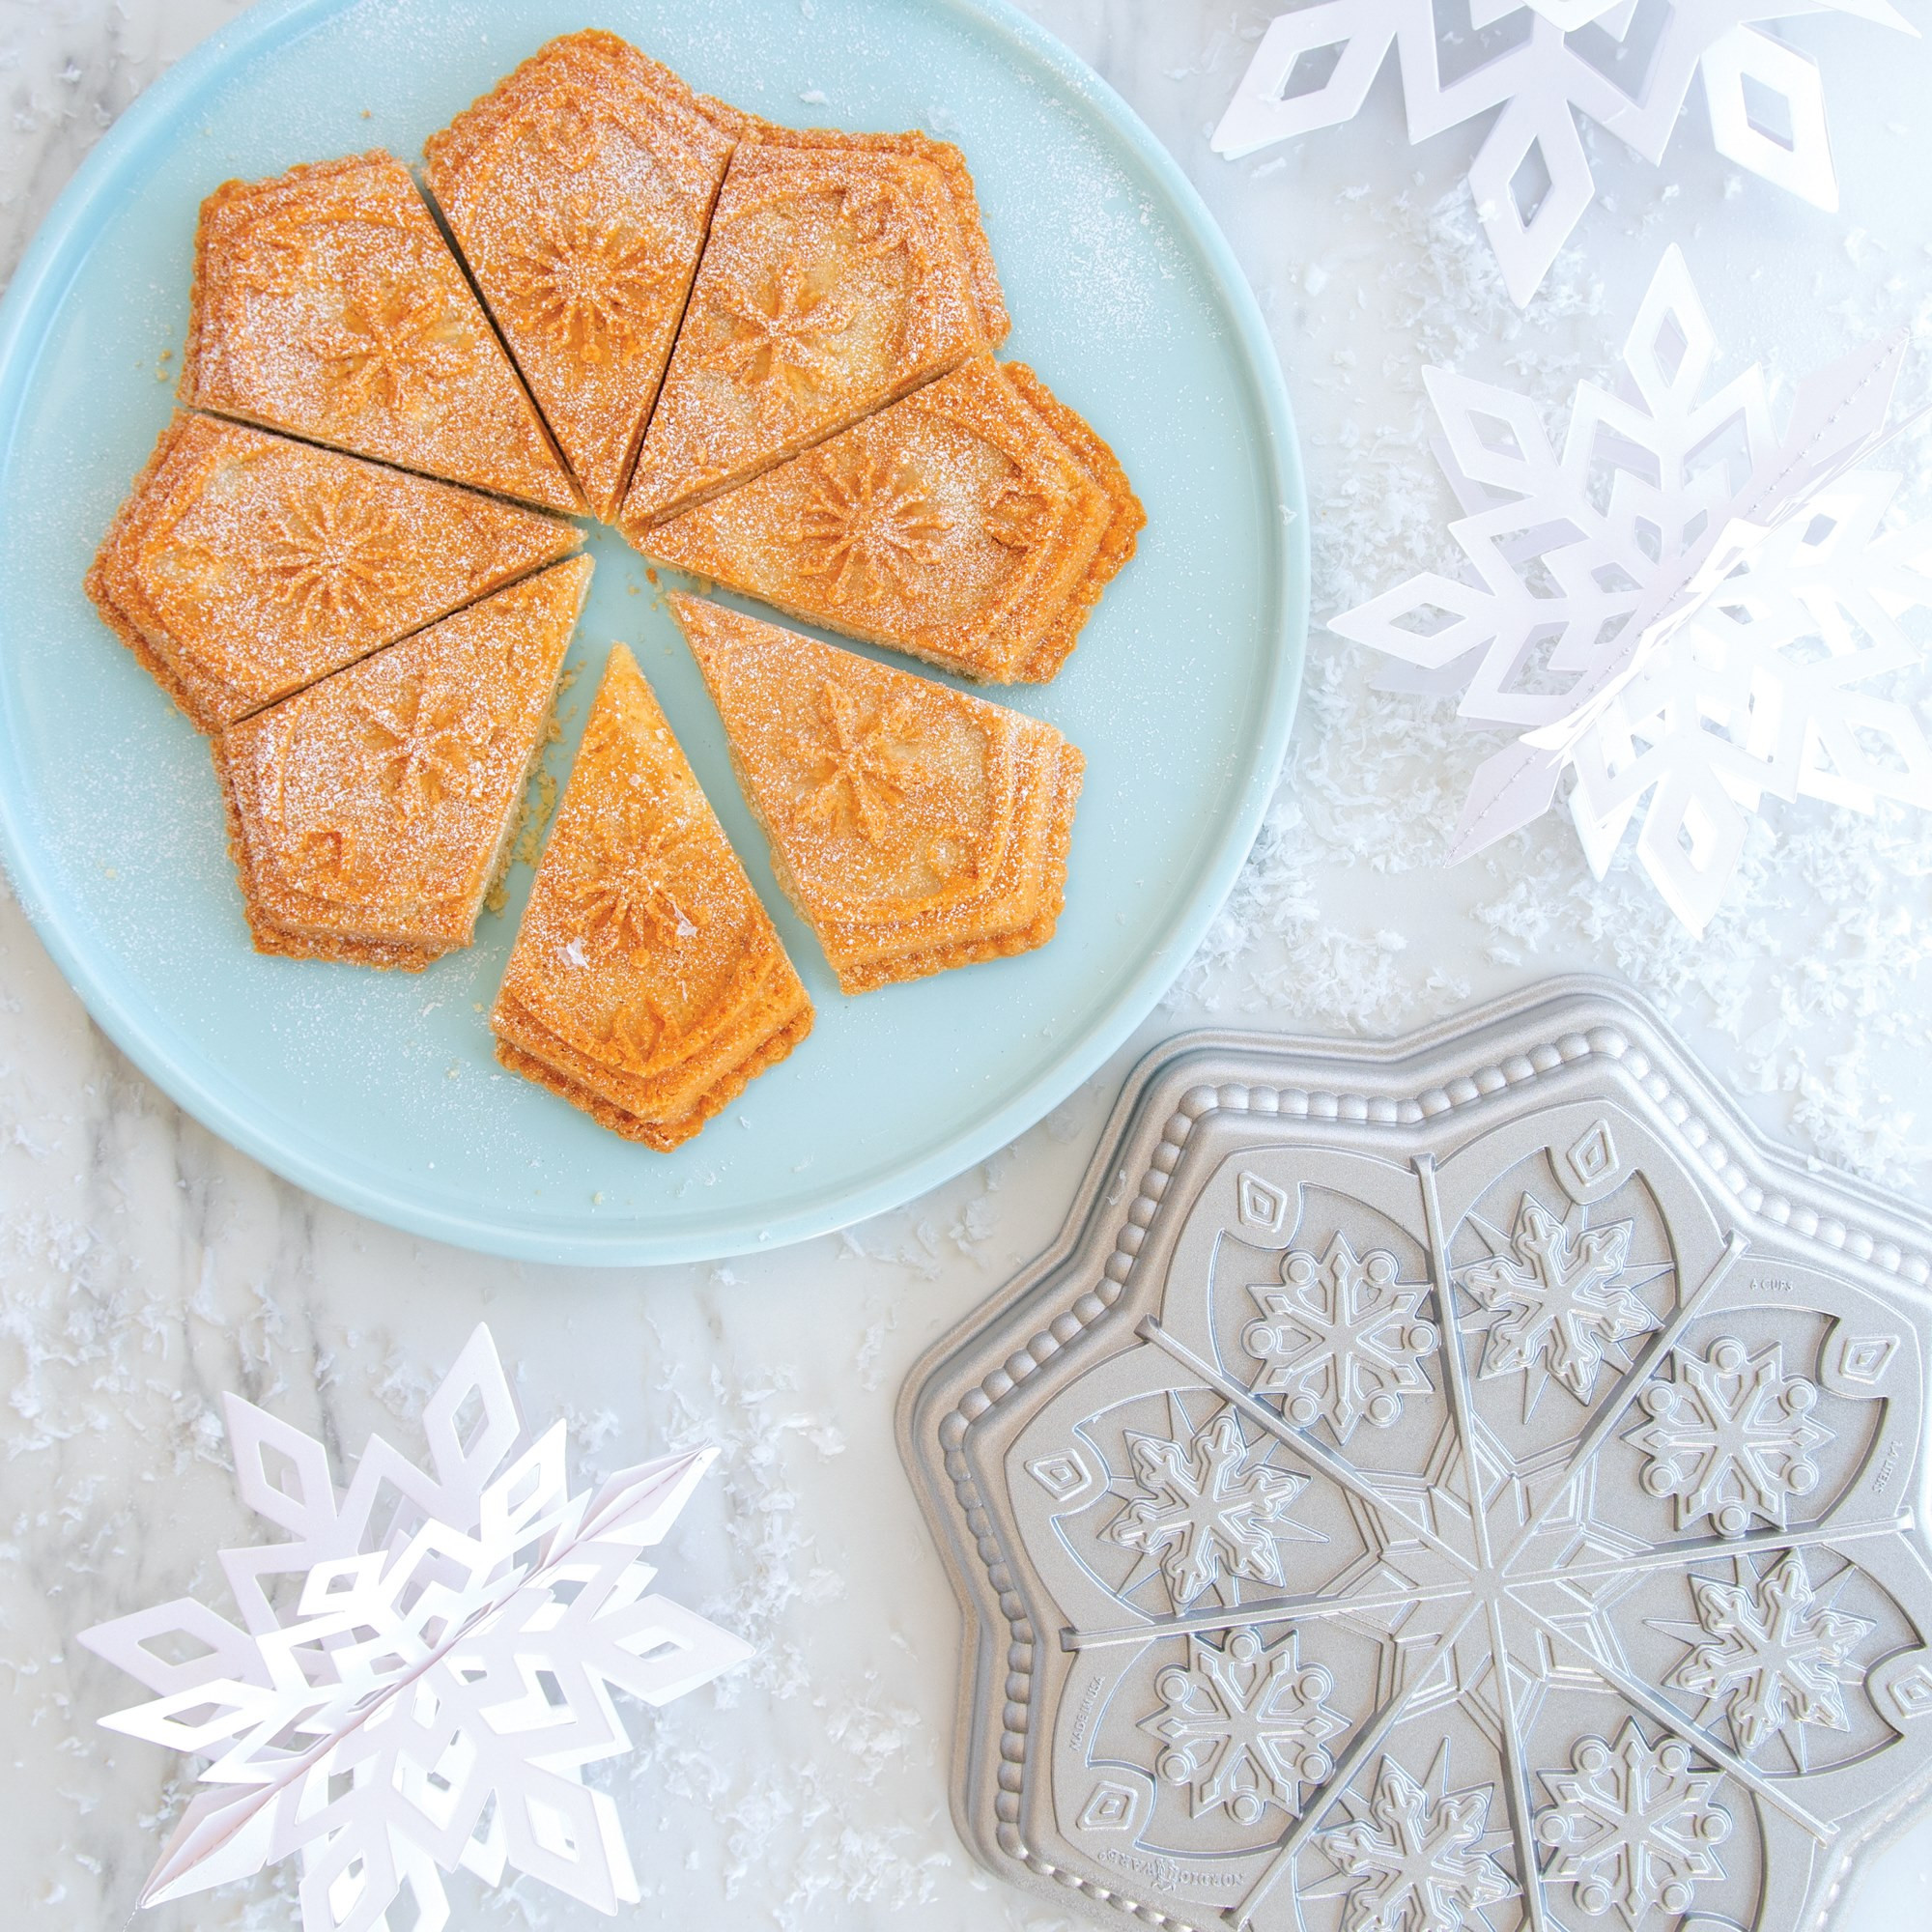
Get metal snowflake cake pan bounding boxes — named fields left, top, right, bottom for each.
left=899, top=978, right=1932, bottom=1932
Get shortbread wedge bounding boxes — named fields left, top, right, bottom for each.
left=643, top=357, right=1142, bottom=682
left=183, top=151, right=582, bottom=511
left=87, top=413, right=582, bottom=731
left=620, top=129, right=1009, bottom=531
left=492, top=644, right=812, bottom=1148
left=672, top=596, right=1081, bottom=992
left=213, top=554, right=591, bottom=968
left=424, top=31, right=737, bottom=520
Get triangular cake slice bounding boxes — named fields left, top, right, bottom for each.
left=424, top=31, right=737, bottom=520
left=184, top=152, right=582, bottom=512
left=620, top=128, right=1009, bottom=531
left=644, top=358, right=1143, bottom=683
left=214, top=554, right=591, bottom=969
left=672, top=596, right=1082, bottom=992
left=87, top=412, right=582, bottom=731
left=491, top=644, right=812, bottom=1148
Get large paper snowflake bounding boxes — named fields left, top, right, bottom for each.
left=1332, top=245, right=1932, bottom=933
left=1214, top=0, right=1918, bottom=305
left=78, top=1327, right=752, bottom=1932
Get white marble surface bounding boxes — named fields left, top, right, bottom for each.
left=2, top=0, right=1931, bottom=1925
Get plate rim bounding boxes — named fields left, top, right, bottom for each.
left=0, top=0, right=1308, bottom=1266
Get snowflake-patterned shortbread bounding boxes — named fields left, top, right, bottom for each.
left=1458, top=1194, right=1664, bottom=1410
left=1331, top=246, right=1932, bottom=934
left=1534, top=1719, right=1732, bottom=1920
left=1244, top=1233, right=1437, bottom=1440
left=1214, top=1, right=1916, bottom=304
left=1315, top=1751, right=1518, bottom=1932
left=1668, top=1549, right=1875, bottom=1755
left=78, top=1327, right=752, bottom=1932
left=1105, top=1406, right=1311, bottom=1609
left=1626, top=1336, right=1832, bottom=1538
left=1140, top=1626, right=1347, bottom=1825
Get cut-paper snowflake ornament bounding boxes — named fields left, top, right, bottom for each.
left=1214, top=1, right=1918, bottom=305
left=1332, top=245, right=1932, bottom=933
left=78, top=1326, right=753, bottom=1932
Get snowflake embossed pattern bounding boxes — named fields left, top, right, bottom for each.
left=1332, top=246, right=1932, bottom=935
left=80, top=1326, right=752, bottom=1932
left=902, top=987, right=1932, bottom=1932
left=1213, top=1, right=1918, bottom=305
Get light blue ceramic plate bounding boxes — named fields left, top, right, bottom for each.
left=0, top=0, right=1305, bottom=1264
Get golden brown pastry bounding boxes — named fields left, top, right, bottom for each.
left=87, top=412, right=582, bottom=730
left=491, top=643, right=812, bottom=1147
left=672, top=595, right=1081, bottom=992
left=423, top=31, right=738, bottom=520
left=183, top=151, right=581, bottom=511
left=213, top=554, right=591, bottom=968
left=620, top=128, right=1009, bottom=530
left=641, top=357, right=1142, bottom=682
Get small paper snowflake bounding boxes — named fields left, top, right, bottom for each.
left=1214, top=1, right=1918, bottom=305
left=1331, top=245, right=1932, bottom=933
left=79, top=1327, right=752, bottom=1932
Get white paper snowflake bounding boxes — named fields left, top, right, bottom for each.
left=1213, top=0, right=1918, bottom=305
left=78, top=1326, right=753, bottom=1932
left=1331, top=245, right=1932, bottom=933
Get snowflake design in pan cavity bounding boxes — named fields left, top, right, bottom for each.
left=1212, top=0, right=1916, bottom=305
left=1103, top=1396, right=1318, bottom=1610
left=1456, top=1193, right=1669, bottom=1415
left=1660, top=1548, right=1876, bottom=1761
left=1625, top=1337, right=1832, bottom=1538
left=1243, top=1233, right=1437, bottom=1440
left=1331, top=245, right=1932, bottom=936
left=1139, top=1626, right=1346, bottom=1825
left=1309, top=1748, right=1517, bottom=1932
left=1534, top=1719, right=1732, bottom=1923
